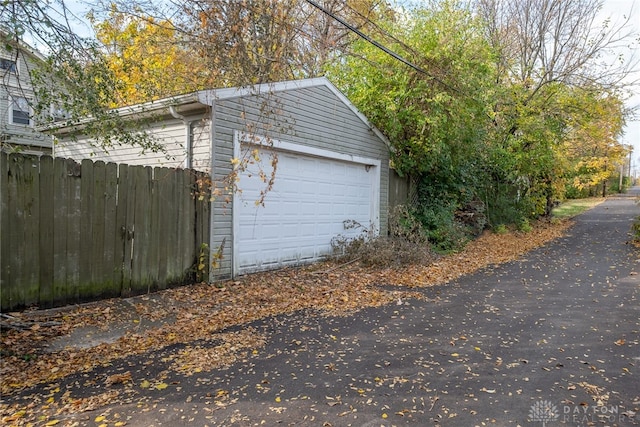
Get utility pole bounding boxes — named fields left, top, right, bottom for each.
left=628, top=147, right=633, bottom=181
left=620, top=163, right=624, bottom=191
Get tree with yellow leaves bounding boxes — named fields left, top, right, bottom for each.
left=90, top=0, right=390, bottom=95
left=91, top=7, right=206, bottom=106
left=559, top=86, right=628, bottom=197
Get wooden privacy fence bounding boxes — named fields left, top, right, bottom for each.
left=389, top=169, right=412, bottom=208
left=0, top=152, right=210, bottom=311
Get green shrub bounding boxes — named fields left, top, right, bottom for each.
left=493, top=224, right=508, bottom=234
left=632, top=216, right=640, bottom=244
left=518, top=218, right=532, bottom=232
left=410, top=199, right=471, bottom=253
left=481, top=187, right=525, bottom=228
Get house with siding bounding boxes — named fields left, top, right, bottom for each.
left=53, top=77, right=391, bottom=281
left=0, top=36, right=53, bottom=154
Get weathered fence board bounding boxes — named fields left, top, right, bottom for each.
left=23, top=155, right=40, bottom=307
left=154, top=168, right=171, bottom=288
left=52, top=158, right=69, bottom=306
left=68, top=158, right=84, bottom=302
left=389, top=169, right=410, bottom=208
left=38, top=156, right=55, bottom=307
left=4, top=156, right=18, bottom=307
left=0, top=152, right=7, bottom=309
left=102, top=162, right=119, bottom=292
left=0, top=152, right=210, bottom=311
left=79, top=159, right=94, bottom=295
left=148, top=169, right=162, bottom=290
left=180, top=172, right=195, bottom=278
left=4, top=155, right=19, bottom=307
left=116, top=164, right=131, bottom=297
left=130, top=165, right=151, bottom=294
left=164, top=169, right=181, bottom=282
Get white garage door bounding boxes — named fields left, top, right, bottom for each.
left=234, top=137, right=380, bottom=275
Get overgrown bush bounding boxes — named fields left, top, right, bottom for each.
left=564, top=183, right=590, bottom=199
left=518, top=218, right=532, bottom=232
left=412, top=200, right=473, bottom=253
left=481, top=186, right=534, bottom=227
left=330, top=206, right=437, bottom=267
left=632, top=215, right=640, bottom=245
left=493, top=224, right=508, bottom=234
left=388, top=205, right=426, bottom=243
left=455, top=199, right=487, bottom=237
left=609, top=175, right=632, bottom=194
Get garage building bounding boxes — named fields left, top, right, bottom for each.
left=54, top=77, right=390, bottom=280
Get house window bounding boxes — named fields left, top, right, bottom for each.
left=10, top=96, right=32, bottom=126
left=0, top=58, right=17, bottom=73
left=50, top=103, right=70, bottom=122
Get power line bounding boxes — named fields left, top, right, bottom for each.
left=303, top=0, right=434, bottom=78
left=304, top=0, right=492, bottom=110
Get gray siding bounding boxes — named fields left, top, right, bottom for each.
left=209, top=85, right=389, bottom=280
left=0, top=45, right=53, bottom=153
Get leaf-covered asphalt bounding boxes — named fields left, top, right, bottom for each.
left=4, top=193, right=640, bottom=426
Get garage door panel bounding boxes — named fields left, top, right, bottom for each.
left=317, top=182, right=332, bottom=195
left=235, top=143, right=377, bottom=275
left=301, top=202, right=319, bottom=215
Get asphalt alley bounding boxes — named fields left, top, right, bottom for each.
left=39, top=193, right=640, bottom=426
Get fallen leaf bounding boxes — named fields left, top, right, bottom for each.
left=0, top=217, right=574, bottom=426
left=105, top=372, right=131, bottom=386
left=2, top=410, right=26, bottom=422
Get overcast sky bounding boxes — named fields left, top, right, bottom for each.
left=598, top=0, right=639, bottom=173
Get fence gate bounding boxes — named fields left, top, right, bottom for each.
left=0, top=153, right=210, bottom=311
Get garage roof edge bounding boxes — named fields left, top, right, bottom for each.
left=46, top=78, right=391, bottom=149
left=196, top=77, right=391, bottom=149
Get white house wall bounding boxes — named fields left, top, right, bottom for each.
left=55, top=115, right=211, bottom=170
